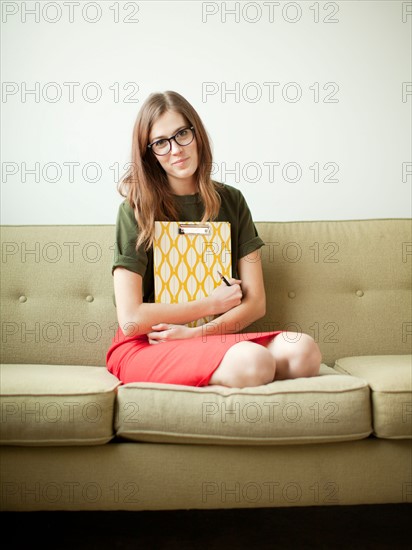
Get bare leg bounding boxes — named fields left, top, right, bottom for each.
left=208, top=341, right=277, bottom=388
left=265, top=332, right=322, bottom=380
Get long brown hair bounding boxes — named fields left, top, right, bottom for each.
left=117, top=90, right=223, bottom=251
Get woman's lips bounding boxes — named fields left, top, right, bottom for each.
left=172, top=158, right=189, bottom=166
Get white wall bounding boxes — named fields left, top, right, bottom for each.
left=1, top=0, right=411, bottom=224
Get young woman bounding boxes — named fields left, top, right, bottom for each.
left=106, top=90, right=322, bottom=387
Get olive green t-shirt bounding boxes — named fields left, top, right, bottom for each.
left=112, top=182, right=265, bottom=303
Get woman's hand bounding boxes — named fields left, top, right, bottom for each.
left=207, top=278, right=243, bottom=315
left=147, top=279, right=243, bottom=343
left=147, top=323, right=195, bottom=344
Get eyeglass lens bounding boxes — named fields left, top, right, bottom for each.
left=151, top=127, right=194, bottom=155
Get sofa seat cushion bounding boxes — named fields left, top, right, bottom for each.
left=115, top=364, right=372, bottom=445
left=0, top=364, right=121, bottom=446
left=334, top=355, right=412, bottom=439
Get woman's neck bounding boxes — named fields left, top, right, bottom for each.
left=168, top=177, right=198, bottom=196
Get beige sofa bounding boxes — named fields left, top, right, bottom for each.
left=1, top=219, right=411, bottom=512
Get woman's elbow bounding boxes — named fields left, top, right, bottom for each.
left=249, top=296, right=266, bottom=322
left=257, top=299, right=266, bottom=320
left=117, top=308, right=145, bottom=337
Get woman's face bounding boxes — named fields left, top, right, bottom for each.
left=148, top=110, right=199, bottom=191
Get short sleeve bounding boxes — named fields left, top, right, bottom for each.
left=237, top=191, right=265, bottom=259
left=112, top=200, right=148, bottom=277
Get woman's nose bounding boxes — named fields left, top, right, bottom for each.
left=170, top=139, right=183, bottom=153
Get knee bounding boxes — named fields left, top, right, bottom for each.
left=291, top=333, right=322, bottom=377
left=231, top=343, right=276, bottom=388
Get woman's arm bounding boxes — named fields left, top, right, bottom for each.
left=193, top=250, right=266, bottom=336
left=113, top=267, right=242, bottom=337
left=147, top=250, right=266, bottom=343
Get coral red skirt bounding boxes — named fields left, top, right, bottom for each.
left=106, top=327, right=283, bottom=387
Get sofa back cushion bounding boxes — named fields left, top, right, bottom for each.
left=254, top=219, right=411, bottom=365
left=1, top=219, right=410, bottom=367
left=1, top=225, right=117, bottom=367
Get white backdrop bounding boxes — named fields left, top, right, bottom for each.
left=1, top=0, right=411, bottom=224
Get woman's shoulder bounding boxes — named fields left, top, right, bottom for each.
left=116, top=198, right=139, bottom=229
left=117, top=198, right=135, bottom=217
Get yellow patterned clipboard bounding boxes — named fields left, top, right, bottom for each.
left=153, top=221, right=232, bottom=327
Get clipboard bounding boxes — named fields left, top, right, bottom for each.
left=153, top=221, right=232, bottom=327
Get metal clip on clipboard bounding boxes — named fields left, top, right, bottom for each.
left=178, top=223, right=211, bottom=235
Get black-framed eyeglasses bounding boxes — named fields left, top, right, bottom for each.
left=147, top=126, right=195, bottom=156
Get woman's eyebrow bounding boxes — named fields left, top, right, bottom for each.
left=151, top=126, right=187, bottom=141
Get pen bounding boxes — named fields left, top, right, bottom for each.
left=217, top=270, right=231, bottom=286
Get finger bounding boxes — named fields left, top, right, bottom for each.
left=147, top=331, right=165, bottom=340
left=151, top=323, right=169, bottom=330
left=149, top=336, right=165, bottom=344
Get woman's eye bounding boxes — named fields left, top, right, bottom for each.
left=155, top=139, right=168, bottom=148
left=178, top=129, right=188, bottom=137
